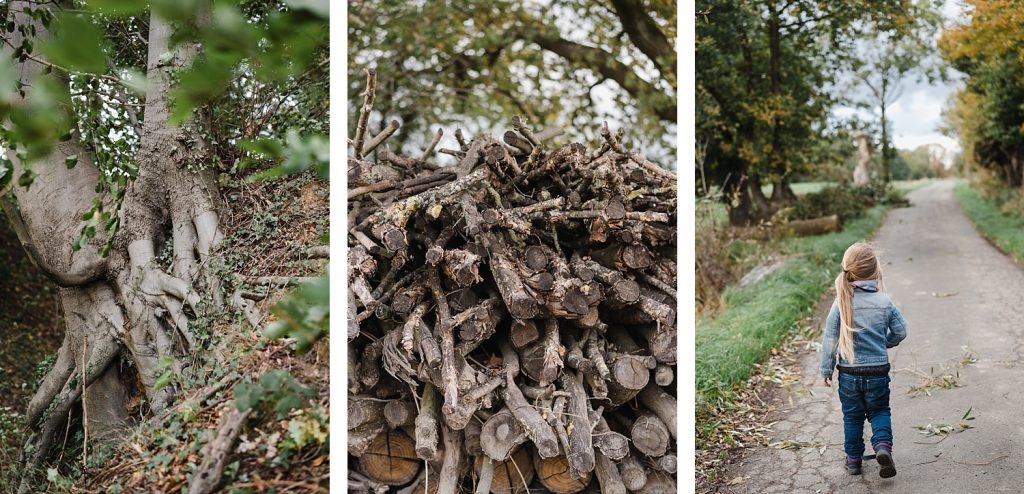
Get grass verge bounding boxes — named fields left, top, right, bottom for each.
left=954, top=181, right=1024, bottom=262
left=695, top=205, right=890, bottom=411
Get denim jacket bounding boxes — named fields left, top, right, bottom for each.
left=819, top=280, right=908, bottom=377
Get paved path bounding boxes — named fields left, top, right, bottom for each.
left=721, top=181, right=1024, bottom=493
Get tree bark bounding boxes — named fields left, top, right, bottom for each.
left=4, top=2, right=244, bottom=486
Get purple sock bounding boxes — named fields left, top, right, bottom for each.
left=847, top=456, right=862, bottom=464
left=874, top=441, right=892, bottom=452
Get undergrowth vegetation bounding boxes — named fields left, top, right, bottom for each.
left=696, top=181, right=912, bottom=318
left=955, top=178, right=1024, bottom=262
left=0, top=171, right=329, bottom=493
left=43, top=172, right=330, bottom=494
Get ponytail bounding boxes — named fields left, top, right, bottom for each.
left=833, top=242, right=884, bottom=362
left=835, top=270, right=857, bottom=362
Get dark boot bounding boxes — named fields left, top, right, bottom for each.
left=845, top=456, right=862, bottom=475
left=875, top=443, right=896, bottom=478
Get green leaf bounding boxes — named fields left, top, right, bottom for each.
left=85, top=0, right=148, bottom=15
left=233, top=381, right=262, bottom=412
left=121, top=69, right=149, bottom=95
left=247, top=130, right=328, bottom=182
left=168, top=57, right=233, bottom=124
left=40, top=13, right=109, bottom=74
left=239, top=138, right=285, bottom=158
left=157, top=355, right=176, bottom=369
left=273, top=393, right=303, bottom=419
left=17, top=170, right=35, bottom=189
left=65, top=154, right=78, bottom=169
left=263, top=276, right=328, bottom=353
left=284, top=0, right=329, bottom=18
left=0, top=157, right=12, bottom=190
left=151, top=0, right=199, bottom=22
left=153, top=370, right=175, bottom=391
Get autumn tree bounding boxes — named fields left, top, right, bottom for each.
left=348, top=0, right=677, bottom=159
left=940, top=0, right=1024, bottom=187
left=0, top=0, right=327, bottom=490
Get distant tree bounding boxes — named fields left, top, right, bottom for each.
left=855, top=11, right=943, bottom=183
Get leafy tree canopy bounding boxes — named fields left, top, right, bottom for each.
left=697, top=0, right=942, bottom=224
left=940, top=0, right=1024, bottom=187
left=348, top=0, right=677, bottom=160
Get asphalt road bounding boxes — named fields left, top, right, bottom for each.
left=720, top=180, right=1024, bottom=493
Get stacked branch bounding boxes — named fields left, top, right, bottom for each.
left=348, top=71, right=677, bottom=494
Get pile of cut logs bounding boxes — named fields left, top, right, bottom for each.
left=348, top=70, right=678, bottom=494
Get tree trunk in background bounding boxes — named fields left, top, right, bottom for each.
left=881, top=100, right=891, bottom=183
left=767, top=2, right=793, bottom=202
left=853, top=132, right=873, bottom=185
left=3, top=3, right=233, bottom=489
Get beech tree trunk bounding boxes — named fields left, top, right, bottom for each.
left=4, top=3, right=239, bottom=489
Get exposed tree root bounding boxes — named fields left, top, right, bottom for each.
left=2, top=4, right=276, bottom=491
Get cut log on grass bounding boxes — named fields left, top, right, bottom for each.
left=347, top=73, right=677, bottom=494
left=741, top=214, right=842, bottom=239
left=779, top=214, right=841, bottom=236
left=189, top=409, right=251, bottom=494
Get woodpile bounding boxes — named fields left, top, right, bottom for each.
left=347, top=70, right=678, bottom=493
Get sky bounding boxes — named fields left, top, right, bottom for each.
left=887, top=1, right=967, bottom=155
left=836, top=0, right=967, bottom=162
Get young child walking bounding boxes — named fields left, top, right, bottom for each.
left=819, top=242, right=907, bottom=478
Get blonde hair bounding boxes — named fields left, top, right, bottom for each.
left=835, top=242, right=883, bottom=362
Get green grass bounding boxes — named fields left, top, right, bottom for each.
left=954, top=181, right=1024, bottom=262
left=756, top=179, right=933, bottom=197
left=695, top=206, right=891, bottom=409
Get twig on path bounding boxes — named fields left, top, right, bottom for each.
left=913, top=434, right=949, bottom=445
left=913, top=453, right=943, bottom=466
left=952, top=454, right=1009, bottom=466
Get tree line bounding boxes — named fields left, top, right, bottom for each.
left=697, top=0, right=943, bottom=225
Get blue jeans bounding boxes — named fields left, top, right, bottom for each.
left=837, top=373, right=892, bottom=458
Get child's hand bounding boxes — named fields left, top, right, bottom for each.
left=823, top=376, right=832, bottom=387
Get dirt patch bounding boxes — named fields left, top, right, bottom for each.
left=0, top=218, right=64, bottom=410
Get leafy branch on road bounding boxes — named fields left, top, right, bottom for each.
left=906, top=348, right=977, bottom=397
left=913, top=407, right=976, bottom=438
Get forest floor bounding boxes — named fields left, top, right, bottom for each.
left=711, top=180, right=1024, bottom=493
left=0, top=172, right=329, bottom=493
